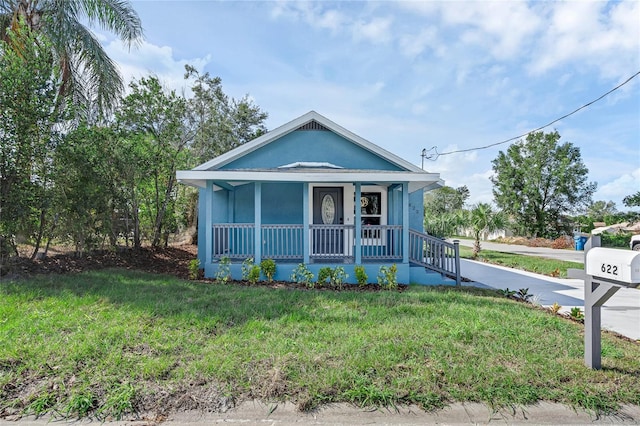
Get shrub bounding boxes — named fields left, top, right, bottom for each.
left=602, top=232, right=632, bottom=249
left=377, top=264, right=398, bottom=290
left=551, top=302, right=562, bottom=314
left=317, top=267, right=332, bottom=287
left=331, top=266, right=348, bottom=290
left=290, top=263, right=315, bottom=288
left=570, top=307, right=584, bottom=321
left=354, top=265, right=368, bottom=287
left=215, top=256, right=231, bottom=283
left=516, top=288, right=533, bottom=302
left=188, top=258, right=200, bottom=280
left=260, top=258, right=277, bottom=282
left=241, top=257, right=254, bottom=281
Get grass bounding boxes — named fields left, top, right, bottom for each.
left=1, top=269, right=639, bottom=419
left=459, top=246, right=584, bottom=277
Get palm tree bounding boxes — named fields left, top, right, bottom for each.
left=0, top=0, right=143, bottom=114
left=466, top=203, right=507, bottom=258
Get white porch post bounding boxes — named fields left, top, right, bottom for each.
left=204, top=181, right=213, bottom=268
left=303, top=183, right=310, bottom=263
left=355, top=183, right=362, bottom=264
left=254, top=182, right=262, bottom=264
left=402, top=182, right=409, bottom=264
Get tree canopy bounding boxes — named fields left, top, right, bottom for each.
left=0, top=0, right=143, bottom=115
left=491, top=130, right=596, bottom=238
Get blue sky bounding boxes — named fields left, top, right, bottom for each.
left=100, top=1, right=639, bottom=211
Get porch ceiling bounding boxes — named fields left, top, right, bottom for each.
left=177, top=169, right=444, bottom=193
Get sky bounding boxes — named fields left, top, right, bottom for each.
left=99, top=0, right=640, bottom=211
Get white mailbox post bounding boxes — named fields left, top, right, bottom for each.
left=584, top=237, right=640, bottom=369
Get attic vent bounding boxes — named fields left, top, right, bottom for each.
left=297, top=120, right=328, bottom=131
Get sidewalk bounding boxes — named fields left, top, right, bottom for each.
left=460, top=259, right=640, bottom=340
left=6, top=401, right=640, bottom=425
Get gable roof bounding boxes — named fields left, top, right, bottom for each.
left=193, top=111, right=424, bottom=173
left=178, top=111, right=444, bottom=192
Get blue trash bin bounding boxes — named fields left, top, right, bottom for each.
left=574, top=235, right=587, bottom=251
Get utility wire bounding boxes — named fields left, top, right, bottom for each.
left=427, top=70, right=640, bottom=160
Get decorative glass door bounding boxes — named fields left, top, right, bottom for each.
left=312, top=187, right=344, bottom=257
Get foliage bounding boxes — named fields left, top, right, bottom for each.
left=497, top=288, right=516, bottom=298
left=516, top=288, right=533, bottom=302
left=260, top=258, right=277, bottom=282
left=586, top=200, right=617, bottom=222
left=423, top=186, right=469, bottom=237
left=330, top=266, right=348, bottom=290
left=570, top=307, right=584, bottom=321
left=377, top=264, right=398, bottom=290
left=623, top=191, right=640, bottom=208
left=317, top=267, right=333, bottom=287
left=601, top=232, right=633, bottom=249
left=491, top=131, right=596, bottom=238
left=188, top=259, right=200, bottom=280
left=215, top=256, right=231, bottom=283
left=290, top=263, right=315, bottom=288
left=0, top=0, right=143, bottom=115
left=116, top=76, right=191, bottom=247
left=551, top=302, right=562, bottom=314
left=0, top=23, right=64, bottom=261
left=463, top=203, right=507, bottom=258
left=354, top=265, right=368, bottom=287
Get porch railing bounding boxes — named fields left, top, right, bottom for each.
left=212, top=223, right=254, bottom=259
left=408, top=230, right=460, bottom=285
left=212, top=223, right=401, bottom=262
left=262, top=224, right=304, bottom=260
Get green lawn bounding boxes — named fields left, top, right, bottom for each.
left=459, top=246, right=584, bottom=277
left=1, top=269, right=639, bottom=419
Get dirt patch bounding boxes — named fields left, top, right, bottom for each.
left=4, top=245, right=198, bottom=281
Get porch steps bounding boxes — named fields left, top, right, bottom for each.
left=409, top=264, right=457, bottom=286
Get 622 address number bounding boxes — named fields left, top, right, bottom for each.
left=600, top=263, right=619, bottom=276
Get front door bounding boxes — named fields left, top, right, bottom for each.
left=312, top=187, right=344, bottom=257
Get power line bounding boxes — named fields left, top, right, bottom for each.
left=426, top=70, right=640, bottom=160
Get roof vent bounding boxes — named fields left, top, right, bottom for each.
left=296, top=120, right=329, bottom=131
left=278, top=162, right=343, bottom=169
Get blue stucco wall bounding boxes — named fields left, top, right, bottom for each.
left=233, top=184, right=254, bottom=223
left=221, top=130, right=403, bottom=171
left=262, top=183, right=303, bottom=224
left=409, top=189, right=424, bottom=232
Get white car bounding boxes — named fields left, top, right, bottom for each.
left=631, top=234, right=640, bottom=251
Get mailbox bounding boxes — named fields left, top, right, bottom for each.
left=585, top=247, right=640, bottom=287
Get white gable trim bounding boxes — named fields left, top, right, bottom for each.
left=193, top=111, right=425, bottom=173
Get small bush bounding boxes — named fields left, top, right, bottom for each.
left=354, top=265, right=368, bottom=287
left=602, top=232, right=632, bottom=249
left=291, top=263, right=315, bottom=287
left=317, top=267, right=332, bottom=287
left=516, top=288, right=533, bottom=302
left=331, top=266, right=348, bottom=290
left=551, top=302, right=562, bottom=314
left=260, top=258, right=277, bottom=282
left=188, top=258, right=201, bottom=280
left=241, top=257, right=255, bottom=280
left=215, top=256, right=231, bottom=284
left=570, top=307, right=584, bottom=321
left=377, top=264, right=398, bottom=290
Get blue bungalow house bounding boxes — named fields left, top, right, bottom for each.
left=177, top=111, right=460, bottom=285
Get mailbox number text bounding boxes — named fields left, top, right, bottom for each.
left=600, top=263, right=618, bottom=276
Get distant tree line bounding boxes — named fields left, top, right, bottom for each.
left=424, top=131, right=639, bottom=247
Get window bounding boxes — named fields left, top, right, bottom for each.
left=361, top=191, right=382, bottom=240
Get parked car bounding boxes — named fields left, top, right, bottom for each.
left=631, top=234, right=640, bottom=251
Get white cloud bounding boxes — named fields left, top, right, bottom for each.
left=352, top=17, right=393, bottom=44
left=104, top=39, right=211, bottom=94
left=596, top=168, right=640, bottom=205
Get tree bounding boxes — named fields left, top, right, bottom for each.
left=116, top=76, right=191, bottom=247
left=623, top=192, right=640, bottom=209
left=185, top=65, right=268, bottom=165
left=586, top=200, right=617, bottom=223
left=423, top=185, right=469, bottom=237
left=0, top=0, right=143, bottom=115
left=491, top=131, right=596, bottom=238
left=0, top=23, right=64, bottom=261
left=463, top=203, right=507, bottom=258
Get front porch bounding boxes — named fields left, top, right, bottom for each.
left=205, top=222, right=461, bottom=285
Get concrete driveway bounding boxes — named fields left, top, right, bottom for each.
left=455, top=238, right=586, bottom=263
left=461, top=259, right=640, bottom=340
